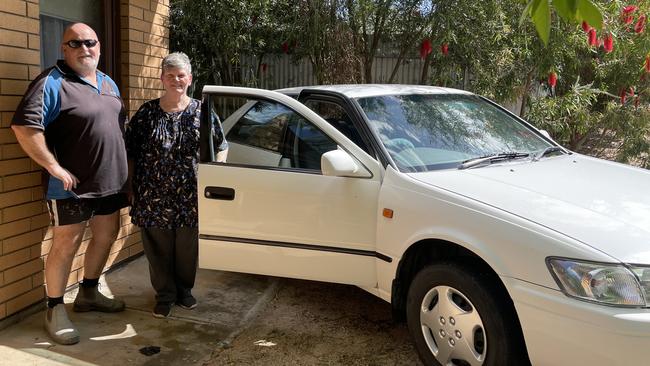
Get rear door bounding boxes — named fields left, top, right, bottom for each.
left=198, top=86, right=385, bottom=286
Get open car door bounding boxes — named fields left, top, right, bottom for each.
left=198, top=86, right=385, bottom=287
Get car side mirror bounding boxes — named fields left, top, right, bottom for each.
left=321, top=149, right=371, bottom=178
left=540, top=130, right=551, bottom=139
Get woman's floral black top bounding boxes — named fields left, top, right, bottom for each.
left=124, top=98, right=227, bottom=228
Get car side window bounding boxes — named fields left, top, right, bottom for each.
left=226, top=100, right=288, bottom=152
left=287, top=115, right=337, bottom=170
left=303, top=100, right=371, bottom=154
left=224, top=99, right=337, bottom=171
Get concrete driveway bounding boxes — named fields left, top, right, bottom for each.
left=0, top=255, right=420, bottom=365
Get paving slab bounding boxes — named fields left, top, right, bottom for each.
left=0, top=255, right=279, bottom=366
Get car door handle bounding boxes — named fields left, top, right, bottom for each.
left=204, top=186, right=235, bottom=200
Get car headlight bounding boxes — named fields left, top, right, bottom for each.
left=630, top=266, right=650, bottom=303
left=547, top=258, right=647, bottom=307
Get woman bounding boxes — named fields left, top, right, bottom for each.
left=125, top=52, right=228, bottom=318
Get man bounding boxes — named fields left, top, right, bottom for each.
left=11, top=23, right=128, bottom=345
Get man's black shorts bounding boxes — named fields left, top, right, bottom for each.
left=46, top=193, right=129, bottom=226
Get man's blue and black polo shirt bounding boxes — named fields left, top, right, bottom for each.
left=12, top=60, right=128, bottom=200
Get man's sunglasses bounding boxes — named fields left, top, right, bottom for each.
left=63, top=39, right=98, bottom=49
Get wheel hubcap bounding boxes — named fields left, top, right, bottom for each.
left=420, top=285, right=486, bottom=366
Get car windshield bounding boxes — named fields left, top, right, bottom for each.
left=356, top=94, right=553, bottom=172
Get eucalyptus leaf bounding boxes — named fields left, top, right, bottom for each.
left=519, top=0, right=535, bottom=26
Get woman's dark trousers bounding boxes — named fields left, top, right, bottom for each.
left=140, top=227, right=198, bottom=304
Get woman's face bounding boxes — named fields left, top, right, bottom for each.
left=161, top=66, right=192, bottom=96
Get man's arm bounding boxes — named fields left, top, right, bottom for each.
left=11, top=125, right=78, bottom=190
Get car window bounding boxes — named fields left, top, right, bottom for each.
left=223, top=99, right=337, bottom=171
left=357, top=94, right=552, bottom=172
left=287, top=114, right=337, bottom=170
left=303, top=100, right=371, bottom=154
left=226, top=100, right=288, bottom=152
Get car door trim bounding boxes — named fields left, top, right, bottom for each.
left=201, top=160, right=323, bottom=174
left=202, top=91, right=375, bottom=179
left=199, top=234, right=392, bottom=263
left=297, top=89, right=392, bottom=168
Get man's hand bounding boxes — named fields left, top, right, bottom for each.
left=12, top=126, right=80, bottom=192
left=12, top=126, right=79, bottom=190
left=47, top=165, right=79, bottom=191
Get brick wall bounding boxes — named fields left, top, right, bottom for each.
left=121, top=0, right=169, bottom=115
left=0, top=0, right=168, bottom=322
left=0, top=0, right=46, bottom=320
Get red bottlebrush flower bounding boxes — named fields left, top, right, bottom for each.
left=548, top=72, right=557, bottom=88
left=623, top=5, right=638, bottom=15
left=635, top=15, right=646, bottom=33
left=623, top=15, right=634, bottom=25
left=581, top=21, right=590, bottom=32
left=440, top=43, right=449, bottom=56
left=603, top=34, right=614, bottom=53
left=645, top=55, right=650, bottom=72
left=620, top=89, right=627, bottom=104
left=588, top=28, right=598, bottom=46
left=420, top=39, right=433, bottom=59
left=281, top=42, right=289, bottom=54
left=628, top=86, right=635, bottom=97
left=261, top=63, right=267, bottom=73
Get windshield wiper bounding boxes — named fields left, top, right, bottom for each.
left=458, top=152, right=530, bottom=170
left=533, top=146, right=568, bottom=161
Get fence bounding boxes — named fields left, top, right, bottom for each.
left=238, top=54, right=428, bottom=90
left=207, top=54, right=521, bottom=115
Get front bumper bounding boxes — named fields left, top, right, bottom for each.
left=503, top=277, right=650, bottom=366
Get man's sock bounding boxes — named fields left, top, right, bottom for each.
left=47, top=296, right=64, bottom=308
left=80, top=277, right=99, bottom=288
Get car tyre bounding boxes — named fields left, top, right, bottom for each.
left=406, top=262, right=529, bottom=366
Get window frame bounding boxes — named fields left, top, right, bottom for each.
left=202, top=94, right=341, bottom=175
left=301, top=98, right=373, bottom=156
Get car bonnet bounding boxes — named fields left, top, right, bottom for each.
left=407, top=154, right=650, bottom=265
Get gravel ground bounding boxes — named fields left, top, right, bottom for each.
left=203, top=278, right=423, bottom=366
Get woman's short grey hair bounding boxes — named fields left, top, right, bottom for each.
left=162, top=52, right=192, bottom=74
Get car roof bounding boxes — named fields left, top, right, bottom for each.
left=275, top=84, right=474, bottom=99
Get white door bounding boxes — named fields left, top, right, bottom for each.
left=198, top=87, right=384, bottom=286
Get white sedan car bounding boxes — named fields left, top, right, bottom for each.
left=197, top=85, right=650, bottom=366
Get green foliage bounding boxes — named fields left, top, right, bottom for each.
left=527, top=84, right=650, bottom=167
left=170, top=0, right=650, bottom=166
left=170, top=0, right=286, bottom=92
left=524, top=0, right=603, bottom=45
left=526, top=81, right=603, bottom=149
left=524, top=1, right=650, bottom=167
left=288, top=0, right=361, bottom=84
